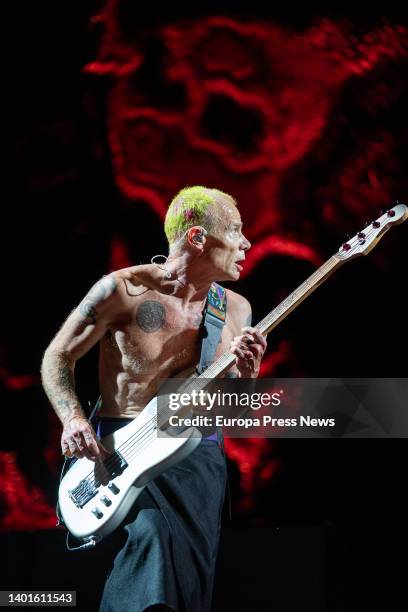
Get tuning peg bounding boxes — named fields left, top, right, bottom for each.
left=387, top=209, right=395, bottom=217
left=372, top=220, right=380, bottom=228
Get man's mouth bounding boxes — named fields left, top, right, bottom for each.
left=234, top=259, right=245, bottom=271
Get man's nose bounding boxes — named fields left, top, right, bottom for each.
left=241, top=234, right=251, bottom=250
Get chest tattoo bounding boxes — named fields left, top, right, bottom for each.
left=135, top=300, right=166, bottom=333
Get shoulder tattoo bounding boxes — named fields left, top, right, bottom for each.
left=136, top=300, right=165, bottom=333
left=79, top=273, right=117, bottom=323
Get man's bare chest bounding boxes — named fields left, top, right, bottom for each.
left=103, top=296, right=235, bottom=377
left=104, top=298, right=202, bottom=374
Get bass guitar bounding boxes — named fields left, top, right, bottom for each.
left=58, top=204, right=407, bottom=546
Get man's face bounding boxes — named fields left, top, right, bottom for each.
left=206, top=199, right=251, bottom=281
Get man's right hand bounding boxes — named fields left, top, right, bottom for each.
left=61, top=416, right=109, bottom=461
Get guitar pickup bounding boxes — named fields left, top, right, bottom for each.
left=105, top=450, right=128, bottom=478
left=94, top=450, right=128, bottom=486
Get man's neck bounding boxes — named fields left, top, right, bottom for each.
left=163, top=254, right=215, bottom=306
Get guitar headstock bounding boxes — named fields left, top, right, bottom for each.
left=335, top=203, right=408, bottom=261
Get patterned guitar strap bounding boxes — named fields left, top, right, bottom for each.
left=196, top=282, right=227, bottom=375
left=196, top=282, right=231, bottom=519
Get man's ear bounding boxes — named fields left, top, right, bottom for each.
left=188, top=227, right=207, bottom=246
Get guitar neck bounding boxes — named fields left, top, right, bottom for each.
left=200, top=255, right=343, bottom=380
left=256, top=255, right=341, bottom=336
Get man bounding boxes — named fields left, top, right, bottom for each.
left=41, top=186, right=267, bottom=612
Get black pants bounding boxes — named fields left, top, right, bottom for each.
left=96, top=418, right=227, bottom=612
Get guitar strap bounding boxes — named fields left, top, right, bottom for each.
left=196, top=282, right=227, bottom=375
left=195, top=282, right=231, bottom=519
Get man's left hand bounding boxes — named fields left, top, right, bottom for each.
left=230, top=326, right=267, bottom=378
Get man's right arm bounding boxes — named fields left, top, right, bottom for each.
left=41, top=273, right=118, bottom=460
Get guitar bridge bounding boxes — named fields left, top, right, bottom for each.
left=69, top=479, right=98, bottom=509
left=68, top=451, right=128, bottom=508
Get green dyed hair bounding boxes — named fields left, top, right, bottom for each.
left=164, top=186, right=236, bottom=247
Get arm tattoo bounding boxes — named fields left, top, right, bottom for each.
left=136, top=300, right=165, bottom=333
left=58, top=363, right=75, bottom=392
left=79, top=301, right=97, bottom=323
left=41, top=352, right=84, bottom=424
left=78, top=273, right=117, bottom=324
left=41, top=274, right=117, bottom=424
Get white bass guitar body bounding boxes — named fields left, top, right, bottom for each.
left=58, top=394, right=201, bottom=544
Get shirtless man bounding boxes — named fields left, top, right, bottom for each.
left=41, top=185, right=267, bottom=611
left=41, top=186, right=266, bottom=459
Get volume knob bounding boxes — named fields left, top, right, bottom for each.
left=91, top=507, right=103, bottom=519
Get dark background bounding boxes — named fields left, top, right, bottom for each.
left=1, top=1, right=408, bottom=610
